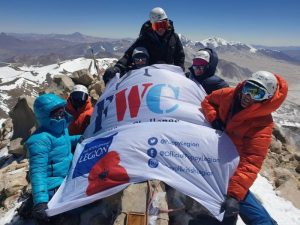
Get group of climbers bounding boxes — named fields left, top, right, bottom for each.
left=24, top=6, right=288, bottom=225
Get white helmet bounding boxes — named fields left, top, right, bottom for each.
left=71, top=84, right=88, bottom=94
left=247, top=71, right=278, bottom=98
left=194, top=50, right=211, bottom=63
left=149, top=7, right=168, bottom=23
left=132, top=47, right=149, bottom=59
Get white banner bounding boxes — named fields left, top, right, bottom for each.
left=84, top=64, right=210, bottom=138
left=47, top=65, right=239, bottom=221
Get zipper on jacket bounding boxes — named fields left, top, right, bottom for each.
left=51, top=160, right=54, bottom=177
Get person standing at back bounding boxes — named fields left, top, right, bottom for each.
left=103, top=7, right=185, bottom=85
left=131, top=47, right=150, bottom=70
left=186, top=48, right=229, bottom=94
left=66, top=84, right=94, bottom=135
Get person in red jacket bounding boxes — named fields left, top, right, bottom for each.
left=66, top=84, right=94, bottom=135
left=201, top=71, right=288, bottom=225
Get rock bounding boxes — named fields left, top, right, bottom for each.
left=70, top=69, right=94, bottom=86
left=0, top=159, right=28, bottom=197
left=3, top=130, right=13, bottom=140
left=9, top=95, right=36, bottom=142
left=3, top=193, right=21, bottom=210
left=270, top=138, right=282, bottom=154
left=89, top=89, right=99, bottom=104
left=0, top=165, right=28, bottom=197
left=273, top=125, right=287, bottom=144
left=8, top=137, right=24, bottom=156
left=294, top=152, right=300, bottom=161
left=295, top=165, right=300, bottom=174
left=276, top=178, right=300, bottom=208
left=0, top=154, right=15, bottom=170
left=53, top=75, right=75, bottom=91
left=2, top=118, right=13, bottom=130
left=0, top=139, right=9, bottom=149
left=282, top=144, right=295, bottom=154
left=278, top=155, right=291, bottom=163
left=274, top=167, right=293, bottom=187
left=89, top=80, right=105, bottom=96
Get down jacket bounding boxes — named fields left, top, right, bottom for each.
left=66, top=97, right=94, bottom=135
left=115, top=20, right=185, bottom=75
left=201, top=75, right=288, bottom=201
left=186, top=48, right=229, bottom=94
left=26, top=94, right=80, bottom=205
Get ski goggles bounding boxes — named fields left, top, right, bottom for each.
left=70, top=92, right=88, bottom=109
left=242, top=81, right=269, bottom=101
left=192, top=65, right=208, bottom=71
left=133, top=57, right=148, bottom=65
left=151, top=20, right=169, bottom=31
left=50, top=107, right=66, bottom=120
left=71, top=91, right=88, bottom=102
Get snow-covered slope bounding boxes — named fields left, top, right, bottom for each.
left=200, top=37, right=257, bottom=53
left=0, top=57, right=116, bottom=117
left=179, top=35, right=298, bottom=64
left=237, top=175, right=300, bottom=225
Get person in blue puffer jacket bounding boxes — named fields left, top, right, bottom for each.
left=26, top=93, right=81, bottom=223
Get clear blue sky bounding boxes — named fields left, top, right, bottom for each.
left=1, top=0, right=299, bottom=46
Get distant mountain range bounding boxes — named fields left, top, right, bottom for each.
left=1, top=32, right=300, bottom=66
left=0, top=32, right=133, bottom=65
left=1, top=32, right=300, bottom=116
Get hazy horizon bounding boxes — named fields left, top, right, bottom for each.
left=3, top=31, right=300, bottom=48
left=1, top=0, right=300, bottom=46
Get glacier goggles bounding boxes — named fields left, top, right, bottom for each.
left=133, top=57, right=148, bottom=65
left=151, top=19, right=169, bottom=31
left=192, top=65, right=208, bottom=71
left=70, top=91, right=88, bottom=109
left=50, top=107, right=66, bottom=120
left=71, top=91, right=88, bottom=102
left=242, top=81, right=269, bottom=101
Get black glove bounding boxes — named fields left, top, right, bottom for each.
left=78, top=135, right=84, bottom=143
left=103, top=67, right=120, bottom=85
left=32, top=203, right=49, bottom=221
left=211, top=119, right=225, bottom=131
left=221, top=196, right=239, bottom=218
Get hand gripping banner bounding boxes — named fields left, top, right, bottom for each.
left=47, top=64, right=239, bottom=221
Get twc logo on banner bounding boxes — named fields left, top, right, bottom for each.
left=94, top=83, right=180, bottom=133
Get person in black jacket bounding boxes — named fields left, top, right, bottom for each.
left=186, top=48, right=229, bottom=94
left=131, top=47, right=150, bottom=70
left=103, top=7, right=185, bottom=85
